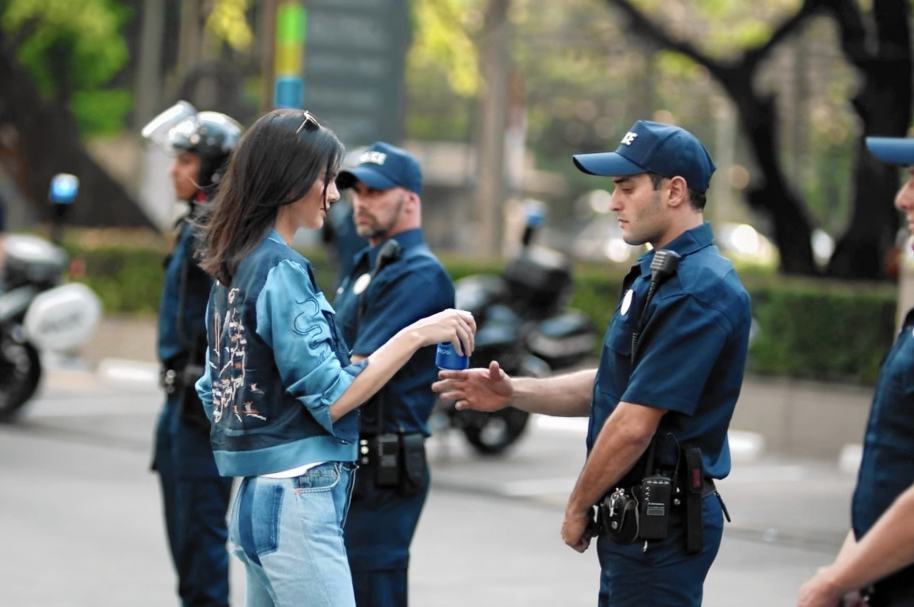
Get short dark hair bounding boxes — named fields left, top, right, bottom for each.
left=646, top=171, right=707, bottom=211
left=197, top=109, right=344, bottom=284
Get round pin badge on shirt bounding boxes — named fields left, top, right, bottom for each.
left=620, top=289, right=634, bottom=316
left=352, top=273, right=372, bottom=295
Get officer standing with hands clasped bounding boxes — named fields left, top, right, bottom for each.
left=797, top=135, right=914, bottom=607
left=142, top=102, right=241, bottom=607
left=333, top=142, right=455, bottom=606
left=434, top=120, right=751, bottom=606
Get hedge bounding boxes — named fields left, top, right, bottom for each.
left=58, top=231, right=898, bottom=385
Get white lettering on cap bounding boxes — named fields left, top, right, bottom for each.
left=359, top=151, right=387, bottom=165
left=620, top=132, right=638, bottom=146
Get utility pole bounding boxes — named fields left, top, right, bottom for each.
left=175, top=0, right=201, bottom=93
left=259, top=0, right=278, bottom=113
left=474, top=0, right=509, bottom=259
left=273, top=0, right=305, bottom=108
left=134, top=0, right=165, bottom=128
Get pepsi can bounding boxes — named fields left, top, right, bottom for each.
left=435, top=342, right=468, bottom=370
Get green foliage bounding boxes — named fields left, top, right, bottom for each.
left=63, top=239, right=168, bottom=315
left=70, top=88, right=132, bottom=136
left=405, top=0, right=481, bottom=141
left=1, top=0, right=131, bottom=136
left=207, top=0, right=253, bottom=51
left=748, top=278, right=897, bottom=384
left=408, top=0, right=480, bottom=97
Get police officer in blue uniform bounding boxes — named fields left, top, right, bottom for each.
left=334, top=142, right=455, bottom=607
left=434, top=120, right=751, bottom=606
left=144, top=104, right=242, bottom=607
left=798, top=136, right=914, bottom=607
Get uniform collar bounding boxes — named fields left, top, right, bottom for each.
left=635, top=222, right=715, bottom=277
left=355, top=228, right=424, bottom=273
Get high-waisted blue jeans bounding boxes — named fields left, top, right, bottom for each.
left=230, top=462, right=356, bottom=607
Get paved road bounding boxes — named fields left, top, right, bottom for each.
left=0, top=367, right=856, bottom=606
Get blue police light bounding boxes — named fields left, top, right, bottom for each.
left=523, top=200, right=545, bottom=228
left=49, top=173, right=79, bottom=205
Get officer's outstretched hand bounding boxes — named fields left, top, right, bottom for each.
left=432, top=361, right=512, bottom=413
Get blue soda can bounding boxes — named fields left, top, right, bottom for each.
left=436, top=342, right=469, bottom=370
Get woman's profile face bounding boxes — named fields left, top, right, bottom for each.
left=287, top=171, right=340, bottom=231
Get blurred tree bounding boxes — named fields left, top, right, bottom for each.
left=0, top=0, right=150, bottom=227
left=1, top=0, right=131, bottom=135
left=0, top=0, right=264, bottom=229
left=824, top=0, right=911, bottom=278
left=406, top=0, right=480, bottom=141
left=603, top=0, right=911, bottom=277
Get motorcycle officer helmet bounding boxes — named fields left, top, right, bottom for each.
left=142, top=101, right=242, bottom=193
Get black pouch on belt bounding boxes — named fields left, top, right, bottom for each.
left=599, top=487, right=640, bottom=544
left=683, top=446, right=704, bottom=554
left=399, top=433, right=427, bottom=496
left=374, top=433, right=401, bottom=488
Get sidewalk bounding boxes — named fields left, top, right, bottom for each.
left=78, top=315, right=874, bottom=462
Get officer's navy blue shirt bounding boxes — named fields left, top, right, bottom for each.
left=587, top=223, right=751, bottom=484
left=851, top=308, right=914, bottom=592
left=157, top=219, right=211, bottom=366
left=334, top=228, right=454, bottom=436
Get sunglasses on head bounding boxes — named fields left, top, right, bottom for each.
left=295, top=110, right=320, bottom=135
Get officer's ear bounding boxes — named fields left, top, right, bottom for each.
left=404, top=190, right=420, bottom=211
left=666, top=176, right=689, bottom=209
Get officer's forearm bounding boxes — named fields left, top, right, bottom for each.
left=511, top=369, right=596, bottom=417
left=566, top=402, right=664, bottom=514
left=822, top=485, right=914, bottom=595
left=329, top=329, right=423, bottom=421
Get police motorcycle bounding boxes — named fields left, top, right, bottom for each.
left=435, top=207, right=595, bottom=455
left=0, top=174, right=102, bottom=421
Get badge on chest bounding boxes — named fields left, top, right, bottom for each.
left=352, top=272, right=372, bottom=295
left=620, top=288, right=635, bottom=316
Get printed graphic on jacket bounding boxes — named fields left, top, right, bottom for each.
left=209, top=288, right=266, bottom=424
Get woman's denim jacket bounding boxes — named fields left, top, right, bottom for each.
left=196, top=230, right=366, bottom=477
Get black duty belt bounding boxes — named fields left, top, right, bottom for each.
left=159, top=364, right=204, bottom=395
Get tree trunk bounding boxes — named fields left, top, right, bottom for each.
left=826, top=0, right=912, bottom=278
left=474, top=0, right=509, bottom=258
left=0, top=33, right=153, bottom=228
left=726, top=72, right=817, bottom=274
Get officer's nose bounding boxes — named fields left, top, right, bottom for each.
left=896, top=172, right=914, bottom=211
left=609, top=189, right=623, bottom=212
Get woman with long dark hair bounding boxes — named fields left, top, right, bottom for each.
left=195, top=109, right=474, bottom=606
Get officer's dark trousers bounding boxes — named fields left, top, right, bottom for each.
left=869, top=572, right=914, bottom=607
left=596, top=492, right=724, bottom=607
left=154, top=397, right=233, bottom=607
left=345, top=467, right=430, bottom=607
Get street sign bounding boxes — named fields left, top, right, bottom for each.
left=303, top=0, right=410, bottom=146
